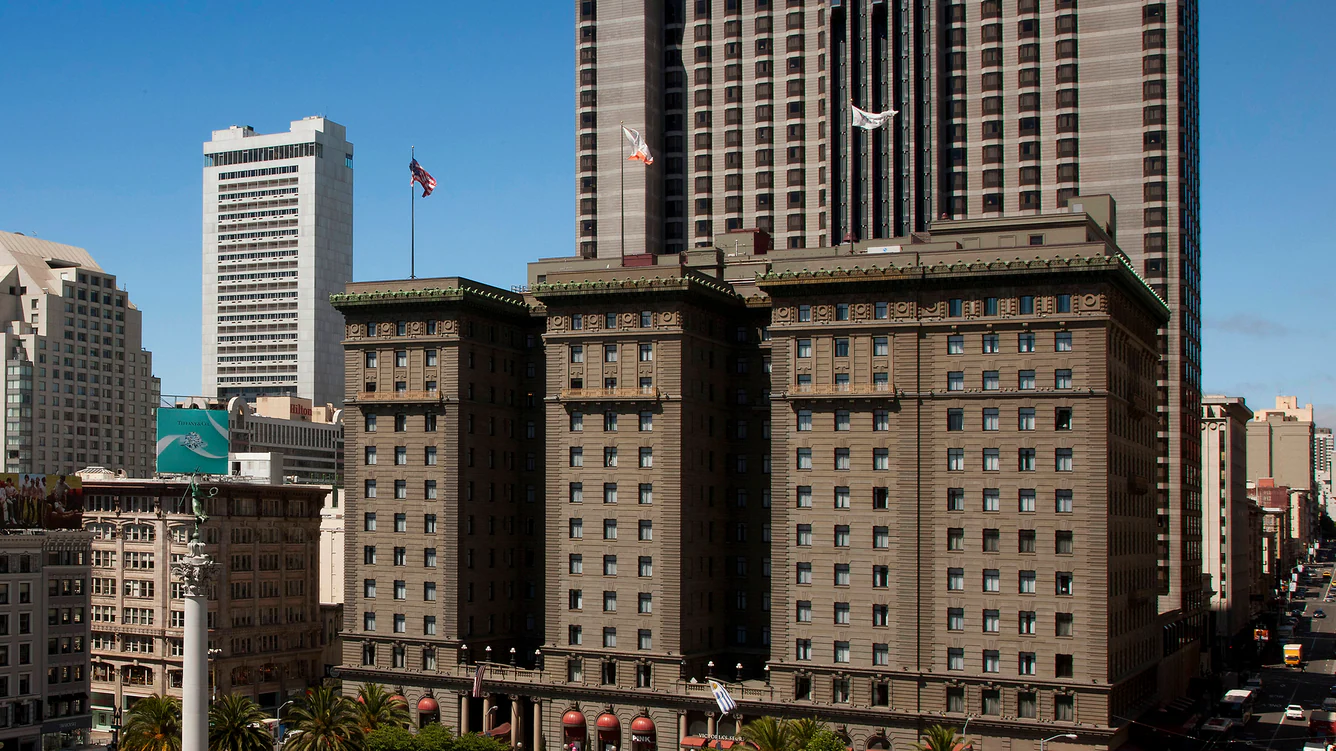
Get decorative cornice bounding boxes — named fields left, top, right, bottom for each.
left=329, top=286, right=529, bottom=314
left=531, top=274, right=744, bottom=305
left=756, top=255, right=1168, bottom=322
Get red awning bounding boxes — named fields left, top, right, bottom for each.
left=563, top=710, right=587, bottom=727
left=680, top=738, right=708, bottom=748
left=597, top=713, right=620, bottom=731
left=417, top=697, right=439, bottom=713
left=486, top=723, right=512, bottom=738
left=631, top=717, right=656, bottom=734
left=390, top=695, right=406, bottom=704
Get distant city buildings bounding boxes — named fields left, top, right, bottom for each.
left=201, top=117, right=353, bottom=407
left=0, top=531, right=93, bottom=751
left=1200, top=396, right=1259, bottom=657
left=0, top=232, right=159, bottom=477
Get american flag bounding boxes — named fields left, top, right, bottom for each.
left=472, top=663, right=485, bottom=698
left=410, top=158, right=436, bottom=197
left=707, top=680, right=737, bottom=715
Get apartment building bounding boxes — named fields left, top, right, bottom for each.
left=80, top=479, right=327, bottom=729
left=333, top=201, right=1168, bottom=749
left=1317, top=426, right=1333, bottom=517
left=202, top=117, right=353, bottom=406
left=0, top=531, right=93, bottom=751
left=1200, top=396, right=1256, bottom=657
left=0, top=232, right=159, bottom=477
left=576, top=0, right=1204, bottom=690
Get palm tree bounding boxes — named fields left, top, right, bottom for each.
left=285, top=685, right=365, bottom=751
left=120, top=695, right=182, bottom=751
left=914, top=725, right=964, bottom=751
left=740, top=716, right=792, bottom=751
left=353, top=683, right=410, bottom=732
left=787, top=718, right=828, bottom=751
left=209, top=694, right=271, bottom=751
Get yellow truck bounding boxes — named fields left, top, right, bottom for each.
left=1285, top=643, right=1303, bottom=667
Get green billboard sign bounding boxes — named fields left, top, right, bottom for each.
left=155, top=409, right=230, bottom=475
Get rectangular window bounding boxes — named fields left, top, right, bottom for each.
left=1056, top=572, right=1074, bottom=596
left=873, top=336, right=889, bottom=356
left=982, top=334, right=999, bottom=354
left=1020, top=570, right=1037, bottom=594
left=948, top=449, right=965, bottom=471
left=796, top=562, right=812, bottom=584
left=983, top=488, right=1000, bottom=512
left=834, top=486, right=851, bottom=509
left=874, top=410, right=890, bottom=431
left=1056, top=331, right=1073, bottom=351
left=569, top=518, right=584, bottom=538
left=947, top=408, right=964, bottom=431
left=1019, top=449, right=1036, bottom=471
left=1018, top=333, right=1035, bottom=353
left=1018, top=407, right=1036, bottom=431
left=948, top=648, right=964, bottom=671
left=796, top=339, right=812, bottom=358
left=835, top=448, right=851, bottom=470
left=947, top=335, right=964, bottom=355
left=1019, top=530, right=1036, bottom=553
left=948, top=528, right=964, bottom=551
left=1020, top=488, right=1036, bottom=512
left=947, top=568, right=964, bottom=591
left=873, top=449, right=889, bottom=471
left=983, top=449, right=1000, bottom=472
left=947, top=372, right=964, bottom=391
left=1056, top=449, right=1074, bottom=472
left=639, top=520, right=653, bottom=540
left=603, top=519, right=618, bottom=539
left=796, top=448, right=812, bottom=469
left=1057, top=489, right=1074, bottom=513
left=983, top=569, right=1000, bottom=592
left=947, top=488, right=964, bottom=511
left=797, top=410, right=812, bottom=431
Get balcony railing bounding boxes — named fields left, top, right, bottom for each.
left=354, top=390, right=444, bottom=403
left=557, top=387, right=664, bottom=402
left=787, top=382, right=896, bottom=398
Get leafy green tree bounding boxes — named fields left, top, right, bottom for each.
left=914, top=725, right=964, bottom=751
left=355, top=684, right=411, bottom=733
left=787, top=718, right=828, bottom=751
left=451, top=732, right=511, bottom=751
left=285, top=685, right=365, bottom=751
left=803, top=730, right=846, bottom=751
left=739, top=716, right=792, bottom=751
left=414, top=724, right=455, bottom=751
left=208, top=694, right=272, bottom=751
left=121, top=695, right=182, bottom=751
left=1321, top=511, right=1335, bottom=540
left=365, top=726, right=415, bottom=751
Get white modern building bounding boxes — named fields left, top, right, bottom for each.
left=0, top=232, right=159, bottom=476
left=201, top=117, right=353, bottom=406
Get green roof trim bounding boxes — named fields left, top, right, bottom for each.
left=329, top=285, right=529, bottom=312
left=756, top=254, right=1168, bottom=320
left=531, top=273, right=744, bottom=303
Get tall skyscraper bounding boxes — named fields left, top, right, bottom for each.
left=576, top=0, right=1202, bottom=681
left=202, top=117, right=353, bottom=406
left=0, top=232, right=159, bottom=476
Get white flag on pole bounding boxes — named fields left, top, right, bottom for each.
left=622, top=125, right=654, bottom=165
left=851, top=103, right=898, bottom=130
left=708, top=680, right=737, bottom=715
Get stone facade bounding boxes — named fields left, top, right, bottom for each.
left=333, top=205, right=1169, bottom=750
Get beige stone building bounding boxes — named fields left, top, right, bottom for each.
left=0, top=232, right=160, bottom=478
left=0, top=531, right=93, bottom=751
left=334, top=200, right=1170, bottom=750
left=80, top=479, right=327, bottom=731
left=1247, top=397, right=1316, bottom=495
left=1200, top=396, right=1256, bottom=654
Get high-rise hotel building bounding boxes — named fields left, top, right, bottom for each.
left=0, top=232, right=159, bottom=477
left=575, top=0, right=1203, bottom=685
left=334, top=199, right=1171, bottom=750
left=202, top=117, right=353, bottom=406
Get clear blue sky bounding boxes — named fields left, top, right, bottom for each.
left=0, top=2, right=1332, bottom=423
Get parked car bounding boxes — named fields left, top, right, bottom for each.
left=1287, top=704, right=1307, bottom=721
left=1316, top=609, right=1327, bottom=619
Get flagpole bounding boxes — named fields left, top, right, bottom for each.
left=620, top=122, right=626, bottom=263
left=411, top=146, right=416, bottom=279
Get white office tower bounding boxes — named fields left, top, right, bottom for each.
left=202, top=117, right=353, bottom=406
left=0, top=231, right=159, bottom=476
